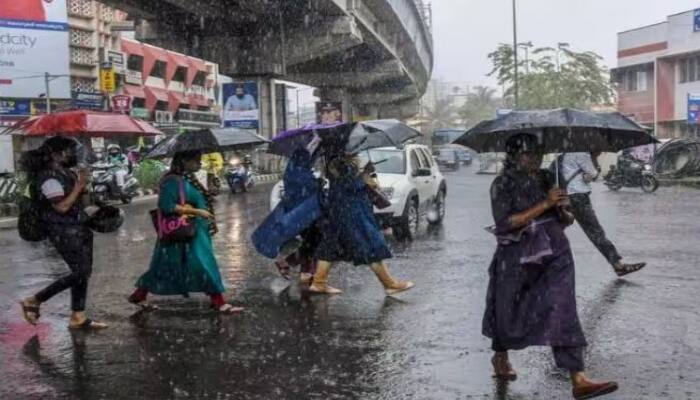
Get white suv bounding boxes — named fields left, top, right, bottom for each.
left=269, top=144, right=447, bottom=240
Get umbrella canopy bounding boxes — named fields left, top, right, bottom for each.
left=454, top=108, right=658, bottom=153
left=268, top=119, right=421, bottom=157
left=145, top=128, right=270, bottom=158
left=4, top=110, right=162, bottom=138
left=208, top=127, right=269, bottom=151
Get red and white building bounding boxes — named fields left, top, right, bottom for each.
left=119, top=38, right=220, bottom=130
left=614, top=9, right=700, bottom=139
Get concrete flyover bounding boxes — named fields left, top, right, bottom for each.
left=99, top=0, right=433, bottom=128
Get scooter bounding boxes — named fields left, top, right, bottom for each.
left=91, top=162, right=140, bottom=204
left=225, top=160, right=254, bottom=194
left=604, top=160, right=658, bottom=193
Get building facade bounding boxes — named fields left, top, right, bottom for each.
left=614, top=9, right=700, bottom=139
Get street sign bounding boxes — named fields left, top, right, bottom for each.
left=72, top=91, right=104, bottom=110
left=100, top=66, right=117, bottom=93
left=0, top=99, right=31, bottom=115
left=107, top=50, right=126, bottom=74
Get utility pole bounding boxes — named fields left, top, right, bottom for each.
left=296, top=89, right=301, bottom=128
left=44, top=72, right=51, bottom=114
left=512, top=0, right=519, bottom=108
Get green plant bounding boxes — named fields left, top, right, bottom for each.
left=133, top=160, right=168, bottom=191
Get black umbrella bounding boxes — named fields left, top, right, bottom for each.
left=268, top=119, right=421, bottom=157
left=145, top=128, right=269, bottom=158
left=453, top=108, right=658, bottom=153
left=345, top=119, right=422, bottom=154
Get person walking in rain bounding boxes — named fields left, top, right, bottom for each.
left=309, top=152, right=413, bottom=295
left=128, top=150, right=243, bottom=314
left=18, top=137, right=107, bottom=329
left=558, top=151, right=646, bottom=276
left=483, top=134, right=618, bottom=399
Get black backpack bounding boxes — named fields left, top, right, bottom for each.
left=17, top=180, right=47, bottom=242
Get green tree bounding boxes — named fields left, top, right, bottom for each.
left=423, top=97, right=457, bottom=132
left=459, top=85, right=501, bottom=126
left=487, top=42, right=614, bottom=110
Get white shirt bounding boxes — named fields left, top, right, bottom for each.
left=561, top=152, right=598, bottom=195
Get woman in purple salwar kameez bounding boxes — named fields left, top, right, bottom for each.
left=482, top=134, right=619, bottom=400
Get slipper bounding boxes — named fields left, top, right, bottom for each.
left=614, top=262, right=646, bottom=277
left=19, top=301, right=40, bottom=325
left=69, top=319, right=108, bottom=330
left=573, top=381, right=619, bottom=399
left=274, top=260, right=291, bottom=280
left=216, top=304, right=245, bottom=314
left=127, top=294, right=159, bottom=311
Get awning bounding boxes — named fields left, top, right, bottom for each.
left=144, top=87, right=169, bottom=110
left=167, top=91, right=189, bottom=113
left=122, top=84, right=146, bottom=99
left=121, top=39, right=144, bottom=57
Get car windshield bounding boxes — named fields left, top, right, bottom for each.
left=437, top=150, right=456, bottom=160
left=358, top=149, right=406, bottom=174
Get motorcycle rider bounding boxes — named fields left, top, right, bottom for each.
left=106, top=144, right=129, bottom=194
left=559, top=152, right=646, bottom=277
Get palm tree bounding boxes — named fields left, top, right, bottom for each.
left=423, top=97, right=457, bottom=133
left=459, top=86, right=501, bottom=126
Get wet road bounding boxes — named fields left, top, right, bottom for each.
left=1, top=170, right=700, bottom=400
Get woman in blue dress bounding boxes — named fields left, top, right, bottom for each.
left=483, top=134, right=618, bottom=399
left=309, top=153, right=414, bottom=295
left=128, top=150, right=243, bottom=314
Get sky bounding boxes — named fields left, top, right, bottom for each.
left=431, top=0, right=700, bottom=88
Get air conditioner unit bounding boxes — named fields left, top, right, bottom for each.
left=155, top=110, right=173, bottom=124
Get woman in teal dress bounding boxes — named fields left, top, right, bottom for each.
left=128, top=150, right=243, bottom=314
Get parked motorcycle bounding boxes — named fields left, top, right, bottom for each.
left=225, top=158, right=254, bottom=194
left=91, top=162, right=140, bottom=204
left=604, top=159, right=658, bottom=193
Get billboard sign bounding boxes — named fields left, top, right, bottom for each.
left=0, top=0, right=70, bottom=99
left=72, top=91, right=103, bottom=110
left=222, top=81, right=259, bottom=129
left=111, top=94, right=132, bottom=113
left=107, top=50, right=125, bottom=74
left=694, top=9, right=700, bottom=32
left=100, top=65, right=116, bottom=93
left=0, top=98, right=31, bottom=115
left=315, top=101, right=343, bottom=124
left=688, top=94, right=700, bottom=124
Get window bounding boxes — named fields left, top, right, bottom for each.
left=622, top=69, right=649, bottom=92
left=357, top=149, right=406, bottom=174
left=127, top=55, right=142, bottom=71
left=417, top=148, right=432, bottom=168
left=636, top=70, right=648, bottom=92
left=150, top=60, right=166, bottom=79
left=172, top=67, right=187, bottom=83
left=409, top=150, right=421, bottom=175
left=679, top=56, right=700, bottom=83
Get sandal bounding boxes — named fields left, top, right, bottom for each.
left=127, top=294, right=159, bottom=311
left=491, top=353, right=517, bottom=381
left=216, top=304, right=245, bottom=314
left=614, top=262, right=646, bottom=277
left=275, top=260, right=291, bottom=280
left=19, top=301, right=41, bottom=325
left=69, top=318, right=108, bottom=330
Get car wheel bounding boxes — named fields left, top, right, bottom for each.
left=641, top=175, right=659, bottom=193
left=428, top=190, right=446, bottom=225
left=395, top=197, right=419, bottom=241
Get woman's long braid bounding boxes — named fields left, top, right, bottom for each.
left=185, top=173, right=218, bottom=236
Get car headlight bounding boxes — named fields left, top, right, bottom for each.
left=643, top=164, right=652, bottom=171
left=380, top=187, right=394, bottom=199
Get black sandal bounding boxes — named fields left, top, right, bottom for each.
left=127, top=295, right=159, bottom=311
left=19, top=301, right=40, bottom=325
left=69, top=318, right=108, bottom=330
left=614, top=262, right=646, bottom=277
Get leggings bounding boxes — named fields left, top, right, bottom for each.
left=492, top=340, right=584, bottom=372
left=35, top=225, right=94, bottom=312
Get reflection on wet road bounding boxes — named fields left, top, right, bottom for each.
left=1, top=171, right=699, bottom=399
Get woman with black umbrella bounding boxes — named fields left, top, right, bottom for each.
left=128, top=150, right=243, bottom=314
left=309, top=151, right=414, bottom=295
left=483, top=133, right=618, bottom=399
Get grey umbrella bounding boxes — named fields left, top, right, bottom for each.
left=209, top=127, right=269, bottom=151
left=453, top=108, right=658, bottom=154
